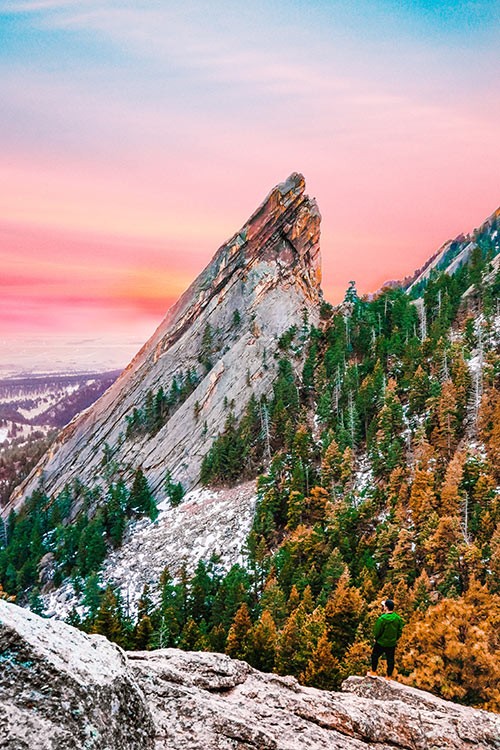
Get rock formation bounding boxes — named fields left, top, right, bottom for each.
left=1, top=600, right=499, bottom=750
left=405, top=206, right=499, bottom=293
left=4, top=172, right=322, bottom=517
left=0, top=600, right=154, bottom=749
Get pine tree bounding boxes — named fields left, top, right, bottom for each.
left=105, top=484, right=127, bottom=548
left=478, top=390, right=500, bottom=480
left=274, top=604, right=307, bottom=677
left=409, top=439, right=437, bottom=529
left=389, top=528, right=417, bottom=585
left=135, top=615, right=154, bottom=650
left=318, top=548, right=347, bottom=603
left=91, top=586, right=125, bottom=646
left=432, top=380, right=460, bottom=459
left=259, top=575, right=288, bottom=628
left=129, top=468, right=158, bottom=520
left=439, top=451, right=465, bottom=517
left=226, top=603, right=253, bottom=661
left=165, top=470, right=184, bottom=507
left=137, top=583, right=154, bottom=621
left=77, top=513, right=107, bottom=577
left=400, top=580, right=500, bottom=710
left=325, top=571, right=365, bottom=657
left=321, top=439, right=342, bottom=492
left=339, top=639, right=371, bottom=682
left=408, top=365, right=431, bottom=415
left=179, top=618, right=207, bottom=651
left=189, top=559, right=214, bottom=623
left=369, top=379, right=405, bottom=479
left=250, top=610, right=277, bottom=672
left=423, top=516, right=463, bottom=594
left=199, top=323, right=214, bottom=371
left=301, top=630, right=340, bottom=690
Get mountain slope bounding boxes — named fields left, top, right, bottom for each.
left=1, top=185, right=499, bottom=714
left=404, top=206, right=499, bottom=294
left=5, top=173, right=321, bottom=517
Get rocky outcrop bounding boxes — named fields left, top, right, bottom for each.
left=5, top=172, right=322, bottom=517
left=132, top=651, right=500, bottom=750
left=405, top=205, right=499, bottom=293
left=0, top=600, right=154, bottom=750
left=1, top=600, right=499, bottom=750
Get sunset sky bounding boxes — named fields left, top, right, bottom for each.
left=1, top=0, right=499, bottom=372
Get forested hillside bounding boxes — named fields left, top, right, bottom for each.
left=1, top=238, right=499, bottom=711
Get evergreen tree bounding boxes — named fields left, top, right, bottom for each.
left=301, top=631, right=340, bottom=690
left=165, top=470, right=184, bottom=507
left=325, top=571, right=365, bottom=657
left=77, top=513, right=107, bottom=577
left=92, top=586, right=125, bottom=646
left=400, top=580, right=500, bottom=710
left=104, top=483, right=127, bottom=548
left=226, top=603, right=253, bottom=661
left=249, top=610, right=277, bottom=672
left=129, top=468, right=158, bottom=520
left=135, top=615, right=154, bottom=650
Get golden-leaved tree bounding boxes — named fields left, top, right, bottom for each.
left=399, top=579, right=500, bottom=711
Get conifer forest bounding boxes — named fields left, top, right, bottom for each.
left=1, top=244, right=499, bottom=712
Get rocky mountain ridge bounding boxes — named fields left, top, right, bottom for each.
left=404, top=205, right=499, bottom=293
left=4, top=173, right=321, bottom=518
left=1, top=599, right=499, bottom=750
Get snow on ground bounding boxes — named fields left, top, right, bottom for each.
left=0, top=422, right=52, bottom=444
left=17, top=403, right=53, bottom=420
left=45, top=481, right=258, bottom=619
left=353, top=453, right=374, bottom=497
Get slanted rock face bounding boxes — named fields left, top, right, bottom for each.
left=0, top=600, right=154, bottom=750
left=2, top=600, right=499, bottom=750
left=5, top=172, right=322, bottom=516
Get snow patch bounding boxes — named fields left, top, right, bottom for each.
left=44, top=481, right=257, bottom=619
left=354, top=454, right=374, bottom=496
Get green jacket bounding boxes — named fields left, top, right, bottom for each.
left=374, top=612, right=404, bottom=647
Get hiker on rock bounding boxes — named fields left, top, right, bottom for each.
left=368, top=599, right=404, bottom=679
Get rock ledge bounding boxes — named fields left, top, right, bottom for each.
left=1, top=600, right=499, bottom=750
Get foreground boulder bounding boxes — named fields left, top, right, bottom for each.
left=0, top=600, right=154, bottom=749
left=1, top=600, right=499, bottom=749
left=131, top=650, right=500, bottom=750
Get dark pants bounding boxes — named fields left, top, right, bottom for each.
left=371, top=642, right=396, bottom=676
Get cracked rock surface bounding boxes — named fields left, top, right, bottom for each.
left=131, top=650, right=500, bottom=750
left=2, top=600, right=499, bottom=750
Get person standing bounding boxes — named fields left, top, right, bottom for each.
left=368, top=599, right=404, bottom=679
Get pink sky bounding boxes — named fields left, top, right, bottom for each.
left=1, top=1, right=499, bottom=370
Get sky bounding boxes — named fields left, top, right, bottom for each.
left=0, top=0, right=499, bottom=372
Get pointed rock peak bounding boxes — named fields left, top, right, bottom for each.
left=6, top=173, right=323, bottom=513
left=140, top=171, right=322, bottom=357
left=232, top=171, right=321, bottom=284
